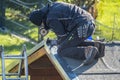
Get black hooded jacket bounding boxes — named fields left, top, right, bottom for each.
left=41, top=2, right=94, bottom=36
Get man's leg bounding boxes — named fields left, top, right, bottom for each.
left=58, top=33, right=84, bottom=53
left=57, top=32, right=98, bottom=61
left=58, top=47, right=86, bottom=60
left=58, top=45, right=98, bottom=65
left=57, top=31, right=86, bottom=59
left=79, top=41, right=105, bottom=58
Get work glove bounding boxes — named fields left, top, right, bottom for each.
left=46, top=38, right=58, bottom=46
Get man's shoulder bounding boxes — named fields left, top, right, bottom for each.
left=52, top=1, right=70, bottom=5
left=51, top=1, right=74, bottom=9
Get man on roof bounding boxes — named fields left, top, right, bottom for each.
left=29, top=2, right=105, bottom=65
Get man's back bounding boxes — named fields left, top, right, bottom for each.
left=47, top=2, right=93, bottom=21
left=45, top=2, right=94, bottom=32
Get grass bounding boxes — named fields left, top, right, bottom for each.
left=0, top=32, right=34, bottom=54
left=95, top=0, right=120, bottom=41
left=0, top=32, right=34, bottom=78
left=0, top=3, right=38, bottom=79
left=5, top=8, right=38, bottom=42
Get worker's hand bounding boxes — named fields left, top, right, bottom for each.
left=46, top=38, right=58, bottom=47
left=39, top=27, right=48, bottom=36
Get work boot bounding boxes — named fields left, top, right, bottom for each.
left=94, top=41, right=105, bottom=58
left=83, top=46, right=98, bottom=65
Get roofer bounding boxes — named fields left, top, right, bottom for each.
left=29, top=2, right=105, bottom=65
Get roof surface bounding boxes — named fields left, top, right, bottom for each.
left=8, top=41, right=120, bottom=80
left=57, top=42, right=120, bottom=80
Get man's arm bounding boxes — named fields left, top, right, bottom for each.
left=47, top=20, right=67, bottom=37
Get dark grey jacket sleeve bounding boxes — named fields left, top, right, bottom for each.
left=47, top=19, right=66, bottom=36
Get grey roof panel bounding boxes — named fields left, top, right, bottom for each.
left=51, top=42, right=120, bottom=80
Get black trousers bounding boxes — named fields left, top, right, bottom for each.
left=57, top=28, right=95, bottom=60
left=57, top=21, right=105, bottom=60
left=57, top=34, right=105, bottom=60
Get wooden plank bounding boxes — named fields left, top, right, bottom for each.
left=7, top=40, right=72, bottom=80
left=44, top=44, right=71, bottom=80
left=30, top=75, right=62, bottom=80
left=8, top=48, right=46, bottom=72
left=7, top=41, right=45, bottom=72
left=29, top=55, right=53, bottom=69
left=29, top=67, right=61, bottom=76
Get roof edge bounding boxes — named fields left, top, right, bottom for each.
left=7, top=40, right=45, bottom=72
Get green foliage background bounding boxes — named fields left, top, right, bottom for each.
left=95, top=0, right=120, bottom=40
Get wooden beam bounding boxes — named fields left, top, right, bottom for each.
left=8, top=47, right=47, bottom=73
left=44, top=44, right=71, bottom=80
left=7, top=41, right=45, bottom=72
left=7, top=40, right=71, bottom=80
